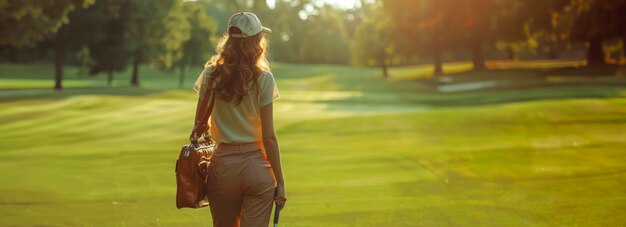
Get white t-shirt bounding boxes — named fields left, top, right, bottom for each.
left=193, top=66, right=280, bottom=144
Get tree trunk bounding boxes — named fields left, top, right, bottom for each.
left=433, top=34, right=443, bottom=76
left=470, top=26, right=486, bottom=71
left=547, top=46, right=558, bottom=59
left=131, top=19, right=144, bottom=87
left=471, top=40, right=486, bottom=71
left=506, top=46, right=515, bottom=60
left=54, top=44, right=64, bottom=90
left=131, top=53, right=140, bottom=86
left=382, top=63, right=388, bottom=79
left=587, top=38, right=605, bottom=66
left=178, top=65, right=186, bottom=89
left=378, top=53, right=389, bottom=79
left=107, top=70, right=113, bottom=87
left=433, top=49, right=443, bottom=76
left=619, top=39, right=626, bottom=65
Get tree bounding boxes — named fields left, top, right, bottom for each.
left=569, top=0, right=626, bottom=66
left=493, top=1, right=528, bottom=60
left=127, top=0, right=183, bottom=87
left=454, top=0, right=499, bottom=71
left=87, top=0, right=133, bottom=86
left=49, top=0, right=100, bottom=90
left=353, top=2, right=394, bottom=78
left=0, top=0, right=95, bottom=47
left=264, top=0, right=311, bottom=62
left=75, top=45, right=95, bottom=77
left=176, top=1, right=217, bottom=89
left=264, top=0, right=355, bottom=64
left=384, top=0, right=463, bottom=75
left=0, top=0, right=95, bottom=90
left=519, top=0, right=573, bottom=59
left=304, top=5, right=352, bottom=64
left=148, top=0, right=191, bottom=72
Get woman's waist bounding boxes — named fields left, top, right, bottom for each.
left=214, top=141, right=261, bottom=154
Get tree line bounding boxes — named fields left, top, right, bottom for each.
left=1, top=0, right=625, bottom=89
left=1, top=0, right=220, bottom=89
left=354, top=0, right=626, bottom=77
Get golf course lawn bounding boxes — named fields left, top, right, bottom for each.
left=1, top=62, right=626, bottom=226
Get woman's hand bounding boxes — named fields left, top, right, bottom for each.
left=274, top=183, right=287, bottom=209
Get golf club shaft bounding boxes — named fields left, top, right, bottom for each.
left=273, top=204, right=280, bottom=227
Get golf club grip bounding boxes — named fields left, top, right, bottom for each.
left=273, top=204, right=280, bottom=226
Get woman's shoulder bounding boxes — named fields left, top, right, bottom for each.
left=203, top=65, right=214, bottom=77
left=193, top=65, right=215, bottom=93
left=257, top=70, right=274, bottom=81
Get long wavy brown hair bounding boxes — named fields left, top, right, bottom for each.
left=204, top=27, right=270, bottom=105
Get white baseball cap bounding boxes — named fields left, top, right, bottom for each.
left=228, top=12, right=272, bottom=38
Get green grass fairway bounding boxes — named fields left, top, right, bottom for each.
left=1, top=62, right=626, bottom=226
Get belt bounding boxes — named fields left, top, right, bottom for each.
left=216, top=142, right=261, bottom=153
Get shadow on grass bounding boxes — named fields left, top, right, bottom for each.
left=0, top=86, right=169, bottom=103
left=272, top=63, right=372, bottom=80
left=412, top=65, right=626, bottom=89
left=317, top=64, right=626, bottom=108
left=320, top=85, right=626, bottom=109
left=4, top=63, right=626, bottom=109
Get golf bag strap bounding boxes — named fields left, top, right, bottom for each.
left=190, top=70, right=216, bottom=145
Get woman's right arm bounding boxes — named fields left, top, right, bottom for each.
left=260, top=103, right=287, bottom=209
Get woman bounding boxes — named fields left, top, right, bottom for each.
left=193, top=12, right=286, bottom=227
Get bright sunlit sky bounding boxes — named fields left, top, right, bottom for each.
left=265, top=0, right=363, bottom=20
left=319, top=0, right=361, bottom=9
left=266, top=0, right=362, bottom=9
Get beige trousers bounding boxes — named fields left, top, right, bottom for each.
left=207, top=142, right=277, bottom=227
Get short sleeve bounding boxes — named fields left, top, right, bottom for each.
left=193, top=67, right=211, bottom=94
left=259, top=71, right=280, bottom=107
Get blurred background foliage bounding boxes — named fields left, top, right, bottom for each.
left=0, top=0, right=625, bottom=89
left=2, top=1, right=626, bottom=225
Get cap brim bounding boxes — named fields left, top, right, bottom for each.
left=262, top=27, right=272, bottom=34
